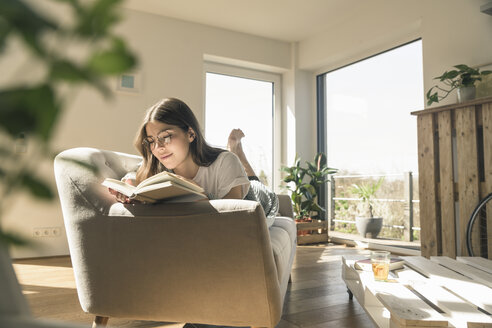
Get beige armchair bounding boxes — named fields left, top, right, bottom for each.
left=54, top=147, right=296, bottom=328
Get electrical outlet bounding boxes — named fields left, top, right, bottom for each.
left=33, top=227, right=62, bottom=238
left=51, top=227, right=61, bottom=236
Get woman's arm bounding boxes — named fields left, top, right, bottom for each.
left=108, top=175, right=137, bottom=204
left=222, top=185, right=243, bottom=199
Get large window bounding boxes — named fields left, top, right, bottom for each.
left=204, top=63, right=281, bottom=189
left=320, top=40, right=424, bottom=175
left=317, top=40, right=424, bottom=240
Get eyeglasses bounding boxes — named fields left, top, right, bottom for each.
left=143, top=131, right=173, bottom=149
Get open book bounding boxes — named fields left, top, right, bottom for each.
left=102, top=171, right=207, bottom=203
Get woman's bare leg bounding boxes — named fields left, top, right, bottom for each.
left=227, top=129, right=256, bottom=177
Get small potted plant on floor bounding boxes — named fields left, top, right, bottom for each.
left=351, top=177, right=384, bottom=239
left=426, top=64, right=492, bottom=105
left=282, top=153, right=337, bottom=243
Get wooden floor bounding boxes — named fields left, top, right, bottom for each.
left=13, top=243, right=376, bottom=328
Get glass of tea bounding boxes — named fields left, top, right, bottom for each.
left=371, top=251, right=390, bottom=281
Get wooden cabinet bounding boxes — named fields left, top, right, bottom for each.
left=411, top=96, right=492, bottom=258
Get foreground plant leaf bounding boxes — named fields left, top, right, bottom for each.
left=0, top=230, right=28, bottom=246
left=0, top=85, right=60, bottom=141
left=19, top=172, right=55, bottom=200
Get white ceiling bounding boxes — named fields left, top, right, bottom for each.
left=122, top=0, right=367, bottom=42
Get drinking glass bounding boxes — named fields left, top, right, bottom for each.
left=371, top=251, right=390, bottom=281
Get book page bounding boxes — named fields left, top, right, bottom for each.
left=102, top=178, right=136, bottom=197
left=137, top=181, right=206, bottom=201
left=136, top=171, right=204, bottom=193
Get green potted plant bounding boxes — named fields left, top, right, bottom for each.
left=351, top=177, right=384, bottom=239
left=426, top=64, right=492, bottom=105
left=282, top=153, right=337, bottom=241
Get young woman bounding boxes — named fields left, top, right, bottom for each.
left=110, top=97, right=278, bottom=223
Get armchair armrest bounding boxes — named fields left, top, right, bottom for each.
left=277, top=194, right=294, bottom=218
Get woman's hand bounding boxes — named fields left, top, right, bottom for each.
left=108, top=178, right=138, bottom=204
left=108, top=188, right=132, bottom=204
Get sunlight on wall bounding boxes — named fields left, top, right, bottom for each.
left=286, top=105, right=296, bottom=166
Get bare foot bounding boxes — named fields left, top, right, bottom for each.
left=227, top=128, right=245, bottom=155
left=227, top=128, right=256, bottom=177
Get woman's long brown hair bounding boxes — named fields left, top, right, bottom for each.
left=134, top=98, right=225, bottom=183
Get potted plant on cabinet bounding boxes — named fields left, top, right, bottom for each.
left=281, top=153, right=337, bottom=244
left=426, top=64, right=492, bottom=105
left=351, top=178, right=384, bottom=239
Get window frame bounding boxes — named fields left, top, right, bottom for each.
left=203, top=62, right=282, bottom=191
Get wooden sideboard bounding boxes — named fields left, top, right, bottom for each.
left=411, top=96, right=492, bottom=259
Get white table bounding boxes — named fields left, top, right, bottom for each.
left=341, top=255, right=492, bottom=328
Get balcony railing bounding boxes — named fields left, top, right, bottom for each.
left=327, top=171, right=420, bottom=242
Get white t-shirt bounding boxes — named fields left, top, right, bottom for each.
left=193, top=151, right=250, bottom=200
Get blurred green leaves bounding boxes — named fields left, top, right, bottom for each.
left=0, top=0, right=137, bottom=246
left=0, top=85, right=59, bottom=140
left=0, top=0, right=58, bottom=56
left=88, top=37, right=136, bottom=74
left=19, top=173, right=55, bottom=200
left=50, top=60, right=91, bottom=83
left=0, top=231, right=29, bottom=247
left=73, top=0, right=123, bottom=39
left=282, top=153, right=337, bottom=220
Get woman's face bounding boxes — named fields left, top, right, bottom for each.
left=145, top=120, right=195, bottom=173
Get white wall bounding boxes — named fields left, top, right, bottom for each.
left=2, top=7, right=292, bottom=258
left=421, top=0, right=492, bottom=106
left=281, top=44, right=314, bottom=167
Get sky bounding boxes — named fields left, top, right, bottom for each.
left=325, top=40, right=424, bottom=175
